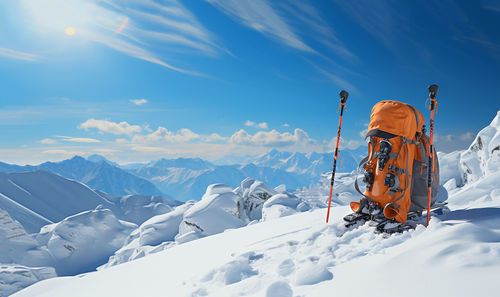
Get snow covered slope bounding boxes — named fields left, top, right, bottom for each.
left=0, top=170, right=181, bottom=234
left=0, top=171, right=112, bottom=233
left=101, top=178, right=310, bottom=269
left=12, top=181, right=500, bottom=297
left=36, top=209, right=137, bottom=276
left=0, top=265, right=56, bottom=297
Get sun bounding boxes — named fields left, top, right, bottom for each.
left=65, top=27, right=76, bottom=36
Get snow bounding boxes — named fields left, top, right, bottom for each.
left=0, top=265, right=56, bottom=297
left=12, top=186, right=500, bottom=297
left=102, top=202, right=195, bottom=268
left=7, top=111, right=500, bottom=297
left=0, top=170, right=181, bottom=236
left=36, top=209, right=136, bottom=276
left=0, top=171, right=112, bottom=233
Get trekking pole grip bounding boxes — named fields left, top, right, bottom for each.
left=339, top=90, right=349, bottom=104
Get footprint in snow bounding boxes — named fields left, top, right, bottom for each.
left=266, top=281, right=293, bottom=297
left=293, top=261, right=333, bottom=286
left=277, top=259, right=295, bottom=277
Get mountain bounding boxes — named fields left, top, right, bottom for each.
left=0, top=156, right=163, bottom=197
left=0, top=170, right=112, bottom=233
left=439, top=110, right=500, bottom=189
left=86, top=154, right=120, bottom=167
left=0, top=170, right=182, bottom=233
left=244, top=147, right=366, bottom=177
left=130, top=161, right=311, bottom=202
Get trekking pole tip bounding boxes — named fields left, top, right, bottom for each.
left=339, top=90, right=349, bottom=104
left=428, top=84, right=439, bottom=99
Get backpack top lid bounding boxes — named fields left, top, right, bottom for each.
left=366, top=100, right=425, bottom=141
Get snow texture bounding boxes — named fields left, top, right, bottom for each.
left=36, top=209, right=136, bottom=276
left=0, top=265, right=56, bottom=297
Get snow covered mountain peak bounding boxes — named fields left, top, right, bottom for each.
left=460, top=110, right=500, bottom=183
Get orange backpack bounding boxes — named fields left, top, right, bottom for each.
left=351, top=100, right=439, bottom=223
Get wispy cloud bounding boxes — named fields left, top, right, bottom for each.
left=130, top=99, right=148, bottom=106
left=207, top=0, right=355, bottom=60
left=482, top=0, right=500, bottom=13
left=41, top=149, right=81, bottom=155
left=207, top=0, right=314, bottom=52
left=0, top=47, right=42, bottom=62
left=314, top=65, right=359, bottom=94
left=18, top=0, right=222, bottom=75
left=40, top=138, right=56, bottom=145
left=332, top=0, right=406, bottom=53
left=56, top=136, right=101, bottom=143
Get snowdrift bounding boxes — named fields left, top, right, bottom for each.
left=102, top=178, right=312, bottom=269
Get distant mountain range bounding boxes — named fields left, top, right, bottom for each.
left=0, top=156, right=163, bottom=197
left=0, top=147, right=366, bottom=202
left=127, top=148, right=365, bottom=201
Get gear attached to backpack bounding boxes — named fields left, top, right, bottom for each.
left=349, top=96, right=440, bottom=228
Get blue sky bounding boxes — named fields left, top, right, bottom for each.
left=0, top=0, right=499, bottom=165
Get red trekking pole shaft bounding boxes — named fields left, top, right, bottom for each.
left=426, top=84, right=439, bottom=227
left=326, top=90, right=349, bottom=223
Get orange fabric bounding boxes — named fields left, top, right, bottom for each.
left=367, top=100, right=425, bottom=140
left=350, top=201, right=361, bottom=213
left=361, top=137, right=416, bottom=223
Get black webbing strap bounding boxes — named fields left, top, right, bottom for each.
left=385, top=138, right=410, bottom=209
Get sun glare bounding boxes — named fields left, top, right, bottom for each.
left=65, top=26, right=76, bottom=36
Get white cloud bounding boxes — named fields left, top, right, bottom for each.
left=282, top=123, right=290, bottom=127
left=230, top=128, right=312, bottom=147
left=40, top=138, right=56, bottom=144
left=256, top=122, right=268, bottom=129
left=326, top=136, right=364, bottom=151
left=245, top=120, right=255, bottom=127
left=56, top=136, right=100, bottom=143
left=433, top=132, right=476, bottom=153
left=202, top=133, right=228, bottom=143
left=131, top=146, right=173, bottom=153
left=459, top=132, right=474, bottom=141
left=0, top=47, right=42, bottom=62
left=79, top=119, right=142, bottom=135
left=245, top=120, right=268, bottom=129
left=132, top=127, right=200, bottom=143
left=130, top=99, right=148, bottom=106
left=230, top=129, right=252, bottom=145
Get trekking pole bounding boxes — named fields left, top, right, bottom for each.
left=326, top=90, right=349, bottom=223
left=426, top=84, right=439, bottom=227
